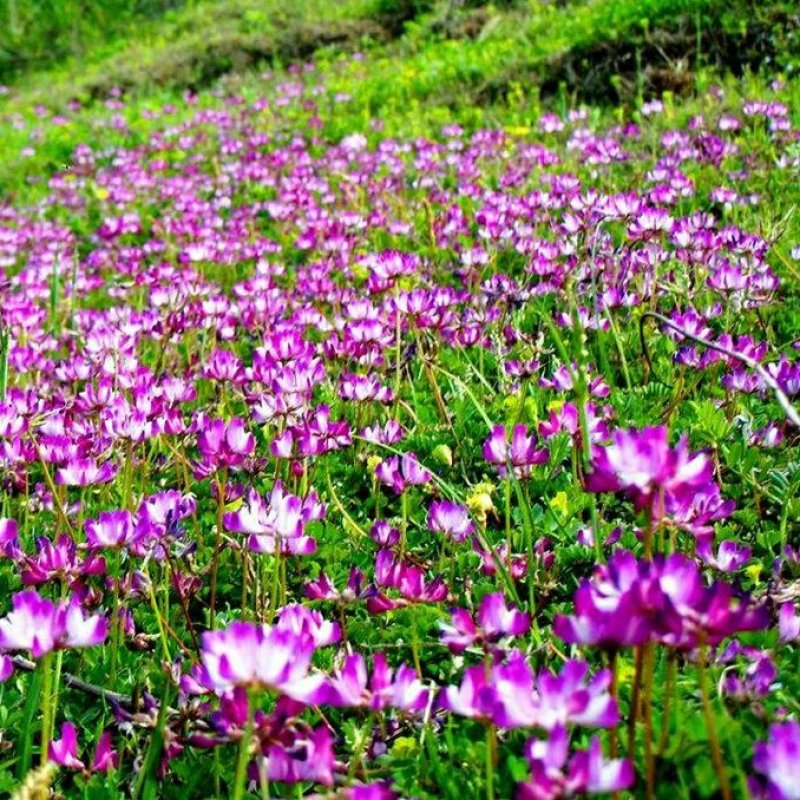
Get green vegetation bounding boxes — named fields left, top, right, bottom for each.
left=0, top=0, right=797, bottom=200
left=0, top=2, right=798, bottom=799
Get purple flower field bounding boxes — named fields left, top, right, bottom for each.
left=0, top=33, right=799, bottom=800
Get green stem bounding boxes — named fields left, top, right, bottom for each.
left=642, top=643, right=656, bottom=800
left=394, top=291, right=402, bottom=419
left=133, top=679, right=173, bottom=800
left=697, top=645, right=732, bottom=800
left=17, top=665, right=41, bottom=779
left=209, top=469, right=227, bottom=628
left=504, top=479, right=512, bottom=569
left=269, top=550, right=281, bottom=624
left=400, top=490, right=409, bottom=556
left=485, top=724, right=496, bottom=800
left=232, top=691, right=257, bottom=800
left=146, top=567, right=171, bottom=662
left=39, top=653, right=54, bottom=765
left=659, top=652, right=677, bottom=755
left=627, top=644, right=645, bottom=760
left=0, top=323, right=9, bottom=401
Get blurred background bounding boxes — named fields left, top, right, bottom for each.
left=0, top=1, right=797, bottom=195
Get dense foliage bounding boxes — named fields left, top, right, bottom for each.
left=0, top=1, right=799, bottom=799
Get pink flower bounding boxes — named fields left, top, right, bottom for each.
left=276, top=604, right=340, bottom=648
left=427, top=501, right=474, bottom=542
left=439, top=665, right=494, bottom=721
left=56, top=458, right=118, bottom=486
left=483, top=425, right=548, bottom=478
left=326, top=652, right=429, bottom=713
left=85, top=509, right=137, bottom=549
left=492, top=654, right=619, bottom=731
left=0, top=590, right=107, bottom=658
left=196, top=417, right=254, bottom=473
left=440, top=593, right=529, bottom=653
left=50, top=722, right=84, bottom=769
left=49, top=723, right=118, bottom=773
left=779, top=603, right=800, bottom=644
left=199, top=621, right=326, bottom=702
left=265, top=725, right=335, bottom=786
left=750, top=721, right=800, bottom=800
left=224, top=483, right=324, bottom=556
left=585, top=426, right=712, bottom=518
left=375, top=453, right=432, bottom=494
left=517, top=725, right=634, bottom=799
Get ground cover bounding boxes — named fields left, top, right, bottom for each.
left=0, top=2, right=799, bottom=798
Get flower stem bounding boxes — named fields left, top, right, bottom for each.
left=697, top=646, right=732, bottom=800
left=209, top=469, right=227, bottom=628
left=485, top=724, right=496, bottom=800
left=39, top=653, right=54, bottom=765
left=642, top=642, right=656, bottom=800
left=232, top=691, right=257, bottom=800
left=400, top=490, right=409, bottom=556
left=627, top=644, right=644, bottom=761
left=659, top=652, right=677, bottom=755
left=504, top=479, right=512, bottom=570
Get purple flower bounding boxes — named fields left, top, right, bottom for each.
left=492, top=653, right=618, bottom=731
left=50, top=722, right=84, bottom=769
left=276, top=604, right=340, bottom=648
left=585, top=426, right=713, bottom=520
left=375, top=453, right=432, bottom=494
left=438, top=664, right=494, bottom=721
left=49, top=723, right=118, bottom=773
left=327, top=652, right=429, bottom=713
left=196, top=417, right=254, bottom=473
left=555, top=550, right=768, bottom=651
left=199, top=621, right=326, bottom=702
left=344, top=782, right=400, bottom=800
left=370, top=549, right=448, bottom=608
left=750, top=721, right=800, bottom=799
left=0, top=590, right=107, bottom=657
left=56, top=458, right=118, bottom=486
left=483, top=425, right=549, bottom=479
left=779, top=604, right=800, bottom=644
left=440, top=592, right=529, bottom=653
left=0, top=518, right=19, bottom=549
left=553, top=550, right=659, bottom=649
left=304, top=568, right=364, bottom=603
left=517, top=726, right=634, bottom=799
left=719, top=644, right=777, bottom=701
left=697, top=538, right=751, bottom=572
left=427, top=501, right=474, bottom=542
left=478, top=592, right=531, bottom=638
left=91, top=730, right=119, bottom=773
left=265, top=725, right=335, bottom=787
left=85, top=509, right=138, bottom=550
left=224, top=483, right=324, bottom=556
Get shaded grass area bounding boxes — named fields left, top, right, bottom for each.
left=0, top=0, right=420, bottom=103
left=0, top=0, right=186, bottom=83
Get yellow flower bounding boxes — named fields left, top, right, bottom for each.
left=549, top=491, right=569, bottom=519
left=745, top=563, right=763, bottom=584
left=467, top=481, right=496, bottom=524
